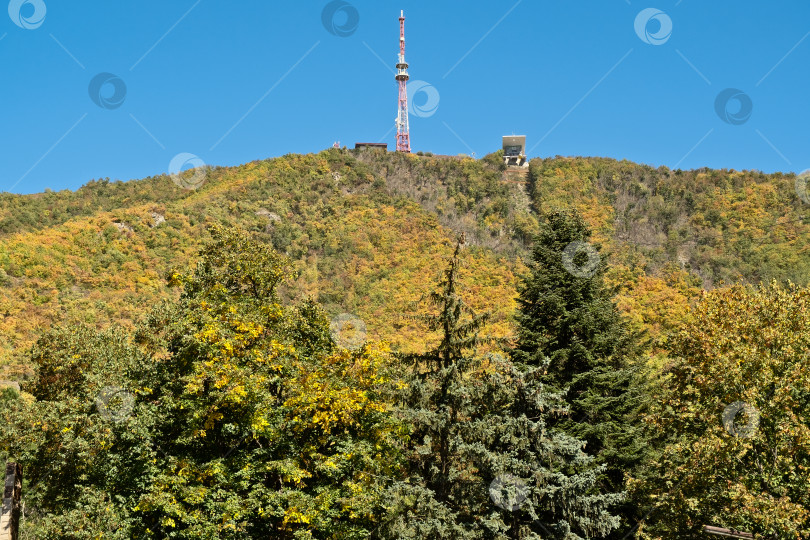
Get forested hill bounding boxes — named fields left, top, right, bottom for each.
left=0, top=148, right=807, bottom=375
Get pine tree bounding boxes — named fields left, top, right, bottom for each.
left=379, top=235, right=623, bottom=539
left=511, top=209, right=650, bottom=535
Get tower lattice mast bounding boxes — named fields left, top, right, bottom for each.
left=395, top=10, right=411, bottom=153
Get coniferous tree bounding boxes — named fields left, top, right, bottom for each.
left=379, top=236, right=623, bottom=539
left=378, top=235, right=493, bottom=539
left=511, top=209, right=650, bottom=535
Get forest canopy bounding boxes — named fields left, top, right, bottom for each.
left=0, top=149, right=808, bottom=537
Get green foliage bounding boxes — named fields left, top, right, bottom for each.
left=381, top=238, right=496, bottom=538
left=3, top=227, right=402, bottom=538
left=511, top=209, right=651, bottom=536
left=382, top=238, right=621, bottom=539
left=0, top=150, right=809, bottom=537
left=1, top=151, right=809, bottom=375
left=0, top=150, right=528, bottom=375
left=529, top=157, right=810, bottom=288
left=634, top=282, right=810, bottom=538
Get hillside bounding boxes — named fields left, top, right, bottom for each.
left=0, top=148, right=807, bottom=377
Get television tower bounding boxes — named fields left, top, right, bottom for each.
left=395, top=10, right=411, bottom=153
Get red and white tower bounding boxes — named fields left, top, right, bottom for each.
left=395, top=10, right=411, bottom=153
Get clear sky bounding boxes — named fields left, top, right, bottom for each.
left=2, top=0, right=809, bottom=194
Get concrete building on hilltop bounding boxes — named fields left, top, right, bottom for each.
left=355, top=142, right=388, bottom=151
left=502, top=136, right=527, bottom=168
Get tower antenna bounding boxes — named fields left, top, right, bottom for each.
left=395, top=9, right=411, bottom=153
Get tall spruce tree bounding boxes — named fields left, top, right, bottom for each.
left=511, top=209, right=650, bottom=535
left=378, top=236, right=623, bottom=539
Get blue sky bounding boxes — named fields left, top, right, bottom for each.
left=1, top=0, right=809, bottom=194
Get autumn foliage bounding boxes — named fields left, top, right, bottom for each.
left=0, top=149, right=809, bottom=537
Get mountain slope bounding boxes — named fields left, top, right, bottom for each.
left=0, top=149, right=807, bottom=376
